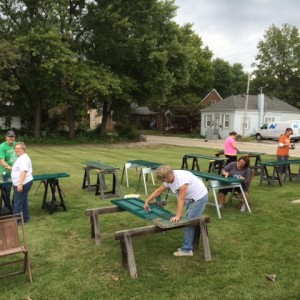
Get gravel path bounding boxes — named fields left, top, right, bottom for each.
left=141, top=135, right=300, bottom=157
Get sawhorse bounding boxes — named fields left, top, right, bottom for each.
left=85, top=204, right=211, bottom=279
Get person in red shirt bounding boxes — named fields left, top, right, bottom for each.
left=277, top=128, right=294, bottom=177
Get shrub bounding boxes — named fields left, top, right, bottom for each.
left=115, top=123, right=142, bottom=141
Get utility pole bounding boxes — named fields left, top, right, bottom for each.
left=242, top=73, right=251, bottom=139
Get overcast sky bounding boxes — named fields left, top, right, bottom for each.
left=174, top=0, right=300, bottom=72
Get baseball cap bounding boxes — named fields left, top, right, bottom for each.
left=6, top=130, right=16, bottom=137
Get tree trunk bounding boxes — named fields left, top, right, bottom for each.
left=100, top=101, right=109, bottom=136
left=67, top=105, right=76, bottom=139
left=34, top=90, right=42, bottom=139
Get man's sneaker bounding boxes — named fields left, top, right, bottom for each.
left=240, top=204, right=246, bottom=212
left=173, top=249, right=193, bottom=256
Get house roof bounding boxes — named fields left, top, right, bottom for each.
left=201, top=94, right=300, bottom=113
left=130, top=104, right=154, bottom=115
left=200, top=88, right=223, bottom=104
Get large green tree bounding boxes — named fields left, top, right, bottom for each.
left=164, top=24, right=214, bottom=131
left=0, top=1, right=84, bottom=138
left=212, top=58, right=247, bottom=98
left=83, top=0, right=177, bottom=134
left=84, top=0, right=215, bottom=134
left=0, top=0, right=120, bottom=138
left=166, top=24, right=214, bottom=106
left=251, top=23, right=300, bottom=106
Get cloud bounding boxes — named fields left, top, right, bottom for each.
left=174, top=0, right=300, bottom=71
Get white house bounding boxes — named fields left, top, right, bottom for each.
left=0, top=116, right=21, bottom=130
left=0, top=102, right=21, bottom=130
left=200, top=93, right=300, bottom=139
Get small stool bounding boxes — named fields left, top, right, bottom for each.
left=95, top=169, right=121, bottom=199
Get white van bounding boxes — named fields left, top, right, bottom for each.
left=255, top=121, right=300, bottom=142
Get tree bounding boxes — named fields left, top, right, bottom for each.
left=84, top=0, right=216, bottom=134
left=0, top=0, right=118, bottom=139
left=251, top=24, right=300, bottom=106
left=0, top=1, right=87, bottom=138
left=165, top=24, right=214, bottom=109
left=212, top=58, right=247, bottom=98
left=0, top=39, right=19, bottom=102
left=212, top=58, right=232, bottom=97
left=1, top=0, right=241, bottom=138
left=231, top=63, right=248, bottom=95
left=83, top=0, right=178, bottom=134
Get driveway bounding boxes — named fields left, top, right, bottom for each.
left=143, top=135, right=300, bottom=157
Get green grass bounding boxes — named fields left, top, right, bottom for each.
left=1, top=144, right=300, bottom=300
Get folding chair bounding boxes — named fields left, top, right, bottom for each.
left=0, top=212, right=33, bottom=283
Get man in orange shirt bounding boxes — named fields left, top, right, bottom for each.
left=277, top=128, right=294, bottom=177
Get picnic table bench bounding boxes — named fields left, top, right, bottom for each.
left=85, top=197, right=211, bottom=279
left=0, top=173, right=70, bottom=214
left=191, top=171, right=251, bottom=218
left=259, top=159, right=300, bottom=186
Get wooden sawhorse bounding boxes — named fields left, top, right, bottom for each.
left=95, top=169, right=121, bottom=199
left=115, top=216, right=211, bottom=278
left=85, top=204, right=211, bottom=279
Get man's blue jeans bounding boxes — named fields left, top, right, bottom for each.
left=13, top=180, right=33, bottom=222
left=181, top=194, right=208, bottom=252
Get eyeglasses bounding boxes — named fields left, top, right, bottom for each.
left=15, top=147, right=22, bottom=150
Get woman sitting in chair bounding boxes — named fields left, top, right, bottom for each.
left=218, top=156, right=250, bottom=212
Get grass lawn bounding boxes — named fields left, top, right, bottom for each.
left=1, top=143, right=300, bottom=300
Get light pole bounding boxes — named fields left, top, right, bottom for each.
left=242, top=73, right=251, bottom=139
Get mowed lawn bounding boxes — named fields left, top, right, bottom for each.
left=1, top=143, right=300, bottom=300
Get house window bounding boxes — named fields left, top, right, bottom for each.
left=241, top=117, right=249, bottom=130
left=265, top=117, right=275, bottom=123
left=205, top=114, right=212, bottom=127
left=214, top=114, right=220, bottom=128
left=223, top=115, right=230, bottom=128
